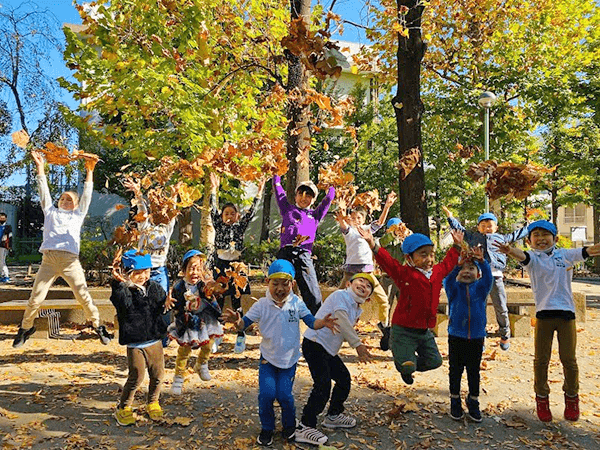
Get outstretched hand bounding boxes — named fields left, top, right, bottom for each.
left=493, top=241, right=512, bottom=255
left=122, top=177, right=141, bottom=196
left=111, top=248, right=126, bottom=282
left=472, top=245, right=484, bottom=261
left=450, top=229, right=464, bottom=246
left=356, top=344, right=373, bottom=363
left=442, top=206, right=452, bottom=218
left=356, top=226, right=376, bottom=249
left=164, top=294, right=176, bottom=313
left=385, top=191, right=398, bottom=207
left=318, top=313, right=340, bottom=334
left=221, top=307, right=241, bottom=324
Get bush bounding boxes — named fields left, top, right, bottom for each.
left=79, top=239, right=114, bottom=285
left=244, top=239, right=281, bottom=270
left=312, top=233, right=346, bottom=285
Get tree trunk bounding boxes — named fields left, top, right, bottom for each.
left=200, top=176, right=215, bottom=250
left=260, top=180, right=272, bottom=242
left=178, top=207, right=193, bottom=247
left=393, top=0, right=429, bottom=236
left=594, top=205, right=600, bottom=274
left=550, top=175, right=559, bottom=226
left=285, top=0, right=311, bottom=200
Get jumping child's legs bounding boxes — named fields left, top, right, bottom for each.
left=60, top=252, right=101, bottom=328
left=258, top=358, right=295, bottom=432
left=415, top=330, right=443, bottom=372
left=20, top=252, right=59, bottom=329
left=464, top=338, right=484, bottom=398
left=174, top=345, right=193, bottom=377
left=489, top=276, right=510, bottom=340
left=448, top=336, right=466, bottom=396
left=534, top=318, right=557, bottom=397
left=556, top=319, right=578, bottom=397
left=301, top=338, right=335, bottom=428
left=194, top=340, right=213, bottom=368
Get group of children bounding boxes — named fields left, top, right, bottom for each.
left=10, top=153, right=600, bottom=446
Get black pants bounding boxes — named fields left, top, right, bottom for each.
left=300, top=338, right=350, bottom=428
left=448, top=335, right=484, bottom=397
left=276, top=246, right=321, bottom=315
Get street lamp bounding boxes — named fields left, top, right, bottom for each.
left=478, top=91, right=496, bottom=213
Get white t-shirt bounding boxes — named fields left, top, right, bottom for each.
left=524, top=248, right=585, bottom=313
left=343, top=222, right=382, bottom=266
left=304, top=289, right=362, bottom=356
left=244, top=294, right=312, bottom=369
left=37, top=175, right=93, bottom=255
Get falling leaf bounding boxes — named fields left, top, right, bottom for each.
left=12, top=130, right=30, bottom=148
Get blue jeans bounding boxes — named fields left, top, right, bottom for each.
left=258, top=358, right=297, bottom=431
left=150, top=266, right=171, bottom=346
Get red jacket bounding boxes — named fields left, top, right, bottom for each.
left=375, top=246, right=459, bottom=329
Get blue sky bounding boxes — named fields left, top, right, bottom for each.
left=0, top=0, right=369, bottom=187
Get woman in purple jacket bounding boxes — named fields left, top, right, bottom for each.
left=272, top=175, right=335, bottom=314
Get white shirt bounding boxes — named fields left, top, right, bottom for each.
left=244, top=294, right=312, bottom=369
left=304, top=288, right=362, bottom=356
left=138, top=200, right=176, bottom=268
left=37, top=175, right=92, bottom=255
left=524, top=248, right=585, bottom=313
left=343, top=222, right=382, bottom=266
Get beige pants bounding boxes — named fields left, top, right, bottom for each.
left=21, top=250, right=100, bottom=329
left=340, top=271, right=389, bottom=325
left=174, top=341, right=213, bottom=377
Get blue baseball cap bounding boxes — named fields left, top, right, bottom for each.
left=268, top=259, right=295, bottom=280
left=477, top=212, right=497, bottom=224
left=386, top=218, right=402, bottom=228
left=528, top=220, right=557, bottom=237
left=183, top=249, right=204, bottom=265
left=122, top=249, right=152, bottom=270
left=401, top=233, right=434, bottom=255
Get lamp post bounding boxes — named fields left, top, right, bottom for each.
left=478, top=91, right=496, bottom=213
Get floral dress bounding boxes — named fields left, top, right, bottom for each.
left=168, top=279, right=223, bottom=349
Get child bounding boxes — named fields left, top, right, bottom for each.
left=123, top=177, right=177, bottom=347
left=496, top=220, right=600, bottom=423
left=209, top=173, right=265, bottom=354
left=13, top=150, right=112, bottom=348
left=168, top=250, right=223, bottom=394
left=443, top=207, right=528, bottom=350
left=0, top=211, right=12, bottom=282
left=110, top=249, right=168, bottom=426
left=273, top=175, right=335, bottom=314
left=295, top=273, right=374, bottom=446
left=377, top=217, right=412, bottom=350
left=222, top=259, right=338, bottom=447
left=336, top=192, right=396, bottom=349
left=443, top=246, right=492, bottom=423
left=359, top=227, right=462, bottom=385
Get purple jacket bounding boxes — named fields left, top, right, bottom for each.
left=273, top=175, right=335, bottom=252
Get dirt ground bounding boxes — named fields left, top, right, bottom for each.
left=1, top=307, right=600, bottom=450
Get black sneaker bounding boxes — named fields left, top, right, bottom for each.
left=401, top=372, right=414, bottom=385
left=12, top=326, right=36, bottom=348
left=282, top=426, right=295, bottom=441
left=380, top=326, right=391, bottom=351
left=95, top=325, right=113, bottom=345
left=256, top=429, right=273, bottom=446
left=466, top=395, right=482, bottom=423
left=450, top=397, right=464, bottom=420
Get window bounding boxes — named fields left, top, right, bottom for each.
left=564, top=204, right=586, bottom=224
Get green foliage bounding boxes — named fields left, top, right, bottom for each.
left=312, top=233, right=346, bottom=285
left=244, top=239, right=281, bottom=269
left=79, top=238, right=113, bottom=284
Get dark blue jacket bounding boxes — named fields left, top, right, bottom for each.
left=443, top=260, right=493, bottom=339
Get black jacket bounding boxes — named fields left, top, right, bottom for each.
left=110, top=279, right=167, bottom=345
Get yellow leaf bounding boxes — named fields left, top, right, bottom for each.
left=351, top=65, right=359, bottom=74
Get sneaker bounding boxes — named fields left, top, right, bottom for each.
left=282, top=426, right=296, bottom=441
left=500, top=337, right=510, bottom=351
left=322, top=413, right=356, bottom=429
left=535, top=395, right=552, bottom=422
left=564, top=394, right=580, bottom=421
left=0, top=276, right=9, bottom=283
left=234, top=333, right=246, bottom=354
left=197, top=363, right=211, bottom=381
left=211, top=336, right=222, bottom=354
left=114, top=407, right=135, bottom=426
left=12, top=326, right=36, bottom=348
left=400, top=360, right=415, bottom=385
left=465, top=395, right=482, bottom=423
left=170, top=375, right=184, bottom=395
left=95, top=325, right=113, bottom=345
left=146, top=402, right=163, bottom=420
left=295, top=423, right=328, bottom=445
left=256, top=429, right=273, bottom=446
left=380, top=326, right=391, bottom=351
left=450, top=396, right=464, bottom=420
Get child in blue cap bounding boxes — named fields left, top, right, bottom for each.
left=167, top=249, right=224, bottom=394
left=109, top=248, right=169, bottom=426
left=443, top=246, right=492, bottom=423
left=359, top=227, right=463, bottom=385
left=496, top=220, right=600, bottom=423
left=222, top=259, right=338, bottom=447
left=443, top=206, right=528, bottom=350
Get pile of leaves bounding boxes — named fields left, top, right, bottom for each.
left=466, top=160, right=556, bottom=201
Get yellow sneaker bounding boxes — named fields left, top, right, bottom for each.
left=147, top=402, right=163, bottom=420
left=114, top=407, right=135, bottom=426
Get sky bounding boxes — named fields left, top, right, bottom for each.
left=0, top=0, right=370, bottom=187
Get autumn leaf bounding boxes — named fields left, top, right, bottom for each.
left=397, top=147, right=421, bottom=180
left=12, top=129, right=30, bottom=148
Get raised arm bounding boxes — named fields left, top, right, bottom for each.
left=78, top=159, right=96, bottom=214
left=272, top=175, right=291, bottom=214
left=32, top=151, right=52, bottom=212
left=502, top=223, right=529, bottom=243
left=376, top=192, right=398, bottom=227
left=494, top=242, right=526, bottom=262
left=313, top=186, right=336, bottom=221
left=239, top=179, right=265, bottom=229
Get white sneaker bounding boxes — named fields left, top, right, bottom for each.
left=170, top=375, right=184, bottom=395
left=198, top=363, right=211, bottom=381
left=294, top=423, right=328, bottom=445
left=211, top=336, right=222, bottom=354
left=322, top=413, right=357, bottom=429
left=233, top=334, right=246, bottom=354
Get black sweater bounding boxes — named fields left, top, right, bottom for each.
left=110, top=279, right=167, bottom=345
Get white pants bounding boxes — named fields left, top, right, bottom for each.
left=21, top=250, right=100, bottom=330
left=0, top=247, right=8, bottom=278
